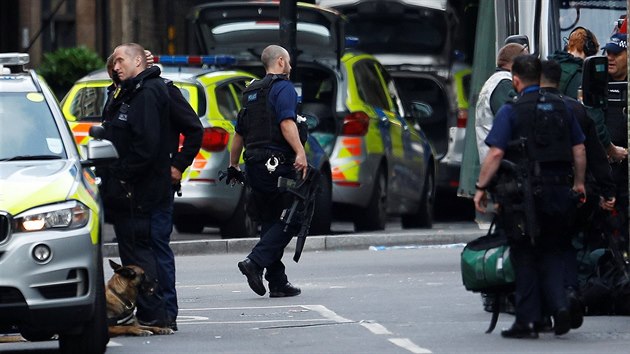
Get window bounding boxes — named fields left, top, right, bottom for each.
left=69, top=86, right=109, bottom=121
left=353, top=60, right=389, bottom=110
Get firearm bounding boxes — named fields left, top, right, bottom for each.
left=277, top=165, right=321, bottom=263
left=490, top=138, right=540, bottom=245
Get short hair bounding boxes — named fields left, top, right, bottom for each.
left=567, top=27, right=599, bottom=56
left=261, top=45, right=288, bottom=70
left=497, top=43, right=527, bottom=68
left=511, top=55, right=541, bottom=85
left=106, top=54, right=114, bottom=72
left=116, top=43, right=147, bottom=67
left=540, top=59, right=562, bottom=86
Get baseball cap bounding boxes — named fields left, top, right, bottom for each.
left=603, top=33, right=627, bottom=54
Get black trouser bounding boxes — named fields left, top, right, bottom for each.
left=245, top=159, right=297, bottom=288
left=112, top=212, right=167, bottom=323
left=510, top=184, right=575, bottom=325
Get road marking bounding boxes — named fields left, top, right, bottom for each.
left=360, top=321, right=392, bottom=335
left=107, top=340, right=122, bottom=347
left=301, top=304, right=353, bottom=323
left=389, top=338, right=432, bottom=353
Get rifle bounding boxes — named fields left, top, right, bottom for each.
left=277, top=165, right=321, bottom=262
left=490, top=138, right=540, bottom=246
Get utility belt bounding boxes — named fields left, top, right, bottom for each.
left=531, top=175, right=572, bottom=186
left=244, top=148, right=295, bottom=173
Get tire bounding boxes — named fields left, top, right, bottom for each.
left=174, top=217, right=205, bottom=234
left=220, top=189, right=258, bottom=239
left=354, top=168, right=387, bottom=231
left=58, top=246, right=108, bottom=354
left=20, top=330, right=55, bottom=342
left=309, top=171, right=332, bottom=235
left=402, top=170, right=434, bottom=229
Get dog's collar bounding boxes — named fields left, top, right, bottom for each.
left=107, top=284, right=136, bottom=311
left=107, top=309, right=135, bottom=326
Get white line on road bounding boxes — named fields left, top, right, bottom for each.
left=301, top=304, right=354, bottom=323
left=360, top=321, right=393, bottom=335
left=389, top=338, right=433, bottom=354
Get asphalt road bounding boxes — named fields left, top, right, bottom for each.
left=4, top=248, right=630, bottom=353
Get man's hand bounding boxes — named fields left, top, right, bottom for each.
left=607, top=144, right=628, bottom=163
left=171, top=166, right=182, bottom=185
left=473, top=189, right=488, bottom=213
left=294, top=152, right=307, bottom=179
left=600, top=196, right=616, bottom=211
left=218, top=166, right=246, bottom=186
left=145, top=50, right=154, bottom=67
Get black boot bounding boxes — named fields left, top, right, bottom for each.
left=501, top=322, right=538, bottom=339
left=238, top=258, right=266, bottom=296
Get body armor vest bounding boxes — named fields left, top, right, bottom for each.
left=506, top=90, right=574, bottom=165
left=239, top=74, right=291, bottom=151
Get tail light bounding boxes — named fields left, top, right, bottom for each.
left=201, top=127, right=230, bottom=152
left=456, top=108, right=468, bottom=128
left=342, top=112, right=370, bottom=136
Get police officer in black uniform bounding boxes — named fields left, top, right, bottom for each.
left=228, top=45, right=307, bottom=297
left=474, top=55, right=587, bottom=338
left=101, top=43, right=172, bottom=326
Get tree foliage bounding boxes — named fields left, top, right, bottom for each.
left=38, top=46, right=104, bottom=99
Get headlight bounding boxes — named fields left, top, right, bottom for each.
left=14, top=201, right=90, bottom=232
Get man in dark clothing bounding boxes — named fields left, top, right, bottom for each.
left=540, top=59, right=616, bottom=330
left=227, top=44, right=307, bottom=298
left=602, top=32, right=629, bottom=252
left=474, top=55, right=586, bottom=339
left=107, top=51, right=203, bottom=330
left=101, top=42, right=172, bottom=327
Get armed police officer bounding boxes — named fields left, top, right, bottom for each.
left=474, top=55, right=586, bottom=339
left=227, top=45, right=307, bottom=298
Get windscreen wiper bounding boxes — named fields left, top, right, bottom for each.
left=1, top=155, right=63, bottom=161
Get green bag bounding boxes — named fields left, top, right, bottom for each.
left=461, top=221, right=515, bottom=293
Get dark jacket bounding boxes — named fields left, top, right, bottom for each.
left=164, top=80, right=203, bottom=173
left=543, top=88, right=615, bottom=199
left=101, top=66, right=172, bottom=214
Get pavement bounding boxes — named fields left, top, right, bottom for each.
left=102, top=221, right=486, bottom=258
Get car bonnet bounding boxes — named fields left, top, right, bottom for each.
left=0, top=160, right=79, bottom=216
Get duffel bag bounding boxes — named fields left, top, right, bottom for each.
left=461, top=219, right=515, bottom=293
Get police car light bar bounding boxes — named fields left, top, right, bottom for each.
left=0, top=53, right=30, bottom=66
left=153, top=55, right=236, bottom=66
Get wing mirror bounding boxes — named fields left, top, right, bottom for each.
left=581, top=55, right=609, bottom=108
left=80, top=125, right=118, bottom=167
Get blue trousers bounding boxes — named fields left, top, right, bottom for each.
left=113, top=212, right=167, bottom=323
left=150, top=192, right=177, bottom=321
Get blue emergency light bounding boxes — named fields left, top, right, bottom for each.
left=154, top=55, right=236, bottom=66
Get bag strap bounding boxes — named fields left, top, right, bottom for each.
left=486, top=293, right=502, bottom=333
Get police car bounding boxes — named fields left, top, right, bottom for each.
left=188, top=1, right=437, bottom=230
left=61, top=58, right=332, bottom=237
left=0, top=53, right=114, bottom=352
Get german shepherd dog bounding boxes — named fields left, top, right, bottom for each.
left=106, top=260, right=174, bottom=336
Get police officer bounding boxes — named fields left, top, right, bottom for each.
left=228, top=45, right=307, bottom=297
left=474, top=55, right=586, bottom=338
left=101, top=43, right=171, bottom=326
left=602, top=31, right=629, bottom=251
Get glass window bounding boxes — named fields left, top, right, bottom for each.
left=215, top=84, right=239, bottom=120
left=353, top=60, right=389, bottom=110
left=0, top=93, right=66, bottom=160
left=69, top=86, right=109, bottom=121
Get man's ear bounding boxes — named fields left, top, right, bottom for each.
left=135, top=55, right=142, bottom=67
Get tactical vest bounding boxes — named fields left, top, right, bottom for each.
left=475, top=70, right=512, bottom=162
left=238, top=74, right=291, bottom=151
left=506, top=90, right=574, bottom=165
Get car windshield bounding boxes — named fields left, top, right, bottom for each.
left=343, top=11, right=447, bottom=55
left=0, top=93, right=66, bottom=160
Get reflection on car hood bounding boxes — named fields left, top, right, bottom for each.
left=0, top=160, right=77, bottom=215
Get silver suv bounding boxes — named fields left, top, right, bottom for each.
left=0, top=53, right=116, bottom=353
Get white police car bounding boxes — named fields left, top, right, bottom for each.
left=0, top=53, right=117, bottom=353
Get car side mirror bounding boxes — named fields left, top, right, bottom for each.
left=581, top=55, right=608, bottom=108
left=410, top=101, right=434, bottom=121
left=80, top=125, right=118, bottom=167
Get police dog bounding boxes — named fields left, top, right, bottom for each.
left=106, top=260, right=174, bottom=336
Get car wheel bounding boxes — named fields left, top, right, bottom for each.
left=58, top=245, right=108, bottom=354
left=174, top=217, right=205, bottom=234
left=354, top=168, right=387, bottom=231
left=402, top=170, right=434, bottom=229
left=309, top=170, right=332, bottom=235
left=20, top=330, right=55, bottom=342
left=220, top=188, right=259, bottom=239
